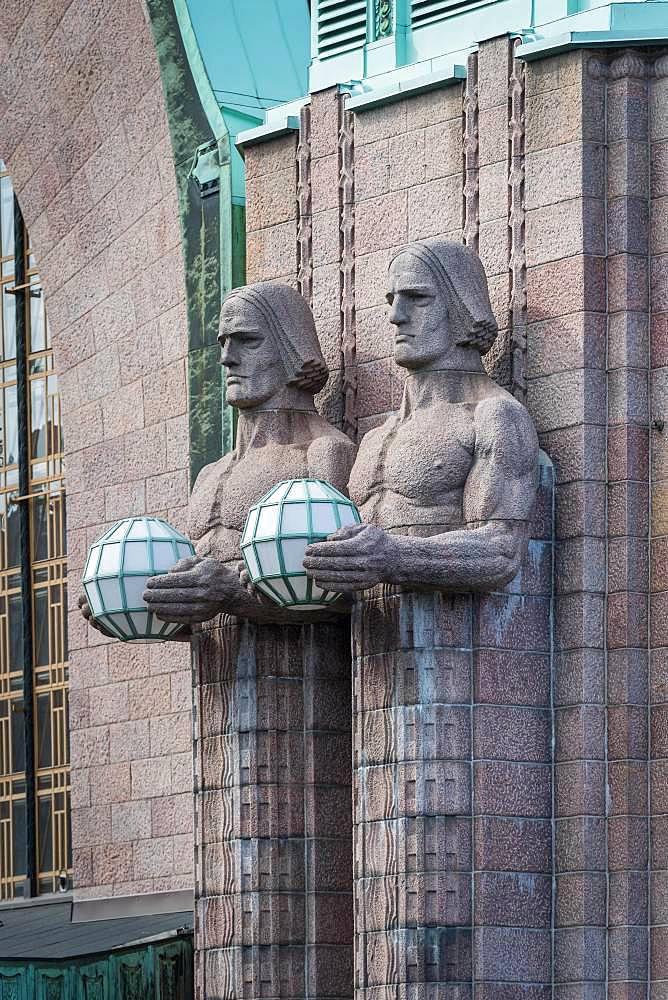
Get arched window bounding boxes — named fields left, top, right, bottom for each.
left=0, top=161, right=70, bottom=900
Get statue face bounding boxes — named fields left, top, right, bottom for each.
left=386, top=254, right=450, bottom=371
left=218, top=297, right=285, bottom=408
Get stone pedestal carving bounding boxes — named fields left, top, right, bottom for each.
left=196, top=617, right=352, bottom=1000
left=305, top=240, right=548, bottom=997
left=351, top=457, right=553, bottom=997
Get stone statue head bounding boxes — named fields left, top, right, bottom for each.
left=387, top=239, right=498, bottom=371
left=218, top=282, right=329, bottom=408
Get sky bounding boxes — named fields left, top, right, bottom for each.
left=186, top=0, right=311, bottom=117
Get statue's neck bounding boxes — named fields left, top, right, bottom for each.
left=400, top=366, right=490, bottom=414
left=235, top=402, right=317, bottom=454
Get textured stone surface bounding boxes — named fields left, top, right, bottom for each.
left=0, top=0, right=192, bottom=902
left=194, top=618, right=353, bottom=1000
left=351, top=462, right=553, bottom=995
left=143, top=281, right=357, bottom=627
left=305, top=240, right=539, bottom=597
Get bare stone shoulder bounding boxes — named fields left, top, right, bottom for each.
left=472, top=392, right=539, bottom=476
left=307, top=430, right=358, bottom=493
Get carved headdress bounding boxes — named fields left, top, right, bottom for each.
left=222, top=283, right=328, bottom=394
left=390, top=239, right=498, bottom=355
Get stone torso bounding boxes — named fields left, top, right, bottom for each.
left=188, top=411, right=356, bottom=564
left=349, top=399, right=477, bottom=535
left=188, top=443, right=313, bottom=563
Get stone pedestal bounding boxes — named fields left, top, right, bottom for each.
left=194, top=618, right=353, bottom=1000
left=351, top=458, right=554, bottom=998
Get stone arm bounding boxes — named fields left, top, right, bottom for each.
left=304, top=397, right=539, bottom=593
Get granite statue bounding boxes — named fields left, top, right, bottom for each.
left=79, top=281, right=356, bottom=632
left=303, top=238, right=540, bottom=592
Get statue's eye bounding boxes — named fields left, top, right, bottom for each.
left=385, top=293, right=394, bottom=305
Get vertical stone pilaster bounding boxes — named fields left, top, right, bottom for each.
left=194, top=619, right=353, bottom=1000
left=508, top=39, right=528, bottom=405
left=472, top=459, right=554, bottom=997
left=462, top=50, right=480, bottom=254
left=339, top=107, right=357, bottom=442
left=310, top=88, right=346, bottom=429
left=524, top=50, right=609, bottom=998
left=477, top=36, right=514, bottom=391
left=650, top=48, right=668, bottom=994
left=605, top=50, right=651, bottom=997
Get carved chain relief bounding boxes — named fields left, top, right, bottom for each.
left=462, top=50, right=479, bottom=253
left=297, top=102, right=313, bottom=306
left=339, top=106, right=357, bottom=441
left=508, top=37, right=527, bottom=404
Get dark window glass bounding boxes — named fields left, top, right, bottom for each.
left=33, top=588, right=49, bottom=667
left=37, top=796, right=52, bottom=874
left=5, top=501, right=19, bottom=572
left=10, top=699, right=24, bottom=774
left=32, top=494, right=48, bottom=562
left=8, top=592, right=22, bottom=670
left=36, top=692, right=52, bottom=769
left=12, top=798, right=26, bottom=876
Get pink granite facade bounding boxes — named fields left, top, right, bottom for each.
left=243, top=40, right=668, bottom=998
left=0, top=0, right=192, bottom=902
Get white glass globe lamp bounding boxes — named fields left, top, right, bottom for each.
left=82, top=517, right=195, bottom=642
left=240, top=479, right=361, bottom=610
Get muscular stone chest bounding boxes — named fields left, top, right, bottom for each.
left=351, top=403, right=476, bottom=509
left=189, top=443, right=312, bottom=541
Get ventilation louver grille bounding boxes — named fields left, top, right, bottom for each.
left=317, top=0, right=368, bottom=59
left=411, top=0, right=484, bottom=28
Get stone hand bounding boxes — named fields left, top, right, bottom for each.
left=303, top=523, right=397, bottom=592
left=143, top=555, right=244, bottom=624
left=237, top=560, right=278, bottom=608
left=77, top=592, right=116, bottom=638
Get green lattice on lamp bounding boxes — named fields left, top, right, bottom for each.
left=82, top=517, right=195, bottom=642
left=241, top=479, right=362, bottom=610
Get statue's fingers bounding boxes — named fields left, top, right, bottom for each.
left=304, top=536, right=371, bottom=558
left=327, top=523, right=366, bottom=541
left=145, top=570, right=201, bottom=590
left=143, top=587, right=206, bottom=605
left=154, top=610, right=203, bottom=624
left=169, top=555, right=201, bottom=573
left=314, top=577, right=366, bottom=593
left=303, top=551, right=368, bottom=571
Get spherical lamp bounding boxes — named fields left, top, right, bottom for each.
left=82, top=517, right=195, bottom=642
left=240, top=479, right=361, bottom=610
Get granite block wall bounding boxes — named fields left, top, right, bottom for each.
left=242, top=39, right=668, bottom=997
left=0, top=0, right=192, bottom=901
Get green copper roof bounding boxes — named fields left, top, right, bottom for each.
left=186, top=0, right=310, bottom=117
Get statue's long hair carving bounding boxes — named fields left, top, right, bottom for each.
left=222, top=283, right=329, bottom=394
left=391, top=239, right=498, bottom=355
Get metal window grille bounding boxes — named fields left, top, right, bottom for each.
left=317, top=0, right=368, bottom=58
left=411, top=0, right=486, bottom=28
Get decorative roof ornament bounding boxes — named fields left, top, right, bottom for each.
left=375, top=0, right=393, bottom=38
